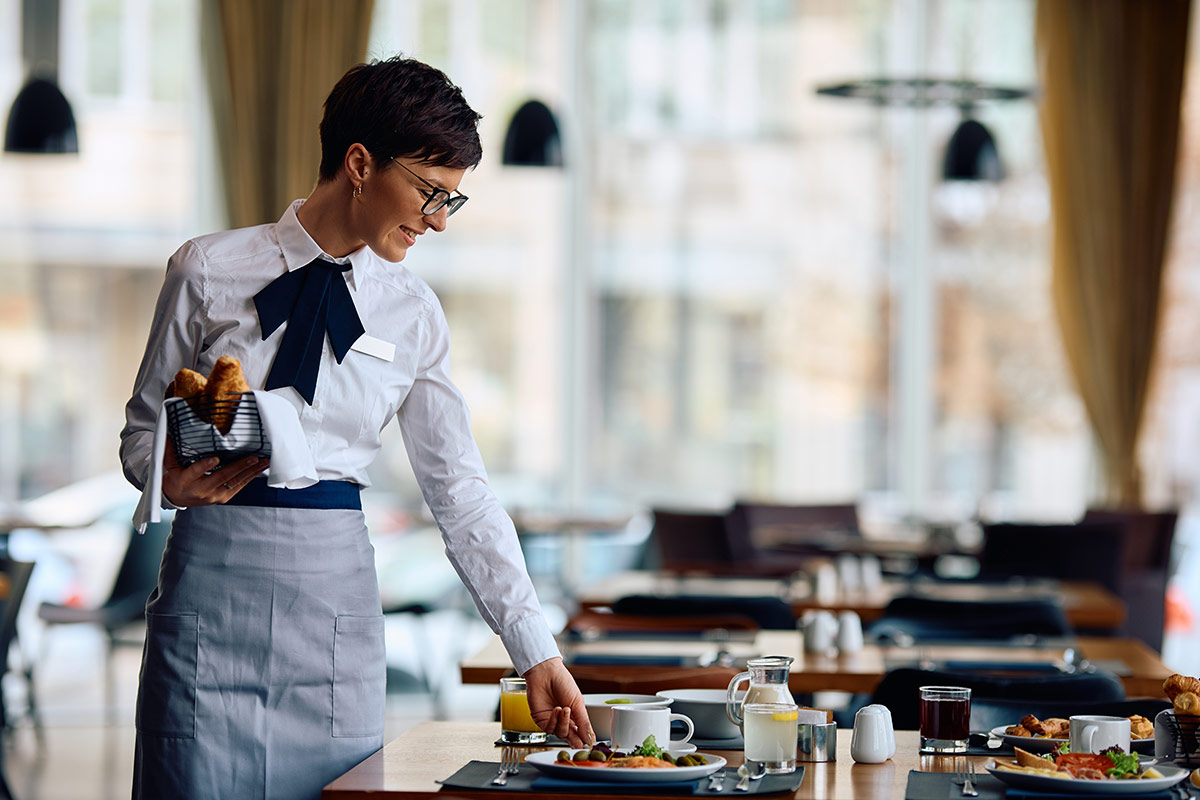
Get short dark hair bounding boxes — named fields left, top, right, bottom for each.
left=318, top=55, right=482, bottom=181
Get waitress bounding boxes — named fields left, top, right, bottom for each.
left=120, top=55, right=593, bottom=800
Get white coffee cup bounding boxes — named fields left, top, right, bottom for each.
left=837, top=611, right=864, bottom=654
left=850, top=704, right=895, bottom=763
left=1069, top=715, right=1131, bottom=754
left=610, top=704, right=694, bottom=752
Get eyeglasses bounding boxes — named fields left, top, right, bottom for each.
left=391, top=158, right=468, bottom=216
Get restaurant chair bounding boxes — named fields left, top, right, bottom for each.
left=37, top=518, right=171, bottom=723
left=866, top=596, right=1073, bottom=643
left=650, top=508, right=746, bottom=574
left=0, top=559, right=35, bottom=742
left=867, top=667, right=1126, bottom=730
left=0, top=559, right=27, bottom=800
left=978, top=521, right=1124, bottom=597
left=725, top=500, right=860, bottom=553
left=612, top=594, right=796, bottom=630
left=1082, top=508, right=1177, bottom=651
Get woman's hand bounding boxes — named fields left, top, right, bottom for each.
left=161, top=439, right=269, bottom=507
left=524, top=657, right=595, bottom=748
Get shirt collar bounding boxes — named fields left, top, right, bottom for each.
left=276, top=199, right=372, bottom=292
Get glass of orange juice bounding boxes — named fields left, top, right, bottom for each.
left=500, top=677, right=547, bottom=744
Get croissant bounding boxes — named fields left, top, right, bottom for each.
left=205, top=356, right=251, bottom=434
left=1176, top=692, right=1200, bottom=716
left=1164, top=674, right=1200, bottom=700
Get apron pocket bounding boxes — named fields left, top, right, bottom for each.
left=136, top=612, right=199, bottom=738
left=332, top=614, right=386, bottom=737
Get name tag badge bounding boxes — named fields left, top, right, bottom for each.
left=351, top=334, right=396, bottom=362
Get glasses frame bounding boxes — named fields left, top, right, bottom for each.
left=390, top=158, right=468, bottom=216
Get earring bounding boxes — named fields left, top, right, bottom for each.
left=353, top=184, right=362, bottom=199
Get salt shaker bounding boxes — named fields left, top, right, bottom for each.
left=851, top=704, right=895, bottom=763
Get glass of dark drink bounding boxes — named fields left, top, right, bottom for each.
left=918, top=686, right=971, bottom=753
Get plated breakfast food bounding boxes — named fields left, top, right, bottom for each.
left=986, top=746, right=1188, bottom=795
left=524, top=736, right=726, bottom=783
left=990, top=714, right=1154, bottom=753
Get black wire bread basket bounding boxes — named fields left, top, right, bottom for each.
left=1165, top=712, right=1200, bottom=766
left=166, top=393, right=272, bottom=467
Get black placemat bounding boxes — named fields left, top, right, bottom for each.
left=904, top=770, right=1180, bottom=800
left=439, top=761, right=805, bottom=795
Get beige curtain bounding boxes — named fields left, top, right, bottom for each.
left=202, top=0, right=375, bottom=228
left=1036, top=0, right=1191, bottom=508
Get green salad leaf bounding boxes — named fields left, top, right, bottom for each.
left=1101, top=747, right=1140, bottom=778
left=632, top=735, right=664, bottom=759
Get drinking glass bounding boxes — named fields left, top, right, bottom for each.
left=918, top=686, right=970, bottom=754
left=743, top=702, right=798, bottom=774
left=499, top=677, right=547, bottom=744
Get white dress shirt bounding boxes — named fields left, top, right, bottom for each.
left=120, top=199, right=559, bottom=674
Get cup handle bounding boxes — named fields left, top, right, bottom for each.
left=1082, top=725, right=1094, bottom=754
left=670, top=713, right=694, bottom=745
left=726, top=671, right=750, bottom=727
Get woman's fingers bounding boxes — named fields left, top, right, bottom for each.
left=210, top=456, right=269, bottom=498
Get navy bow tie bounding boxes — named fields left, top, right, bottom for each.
left=253, top=257, right=365, bottom=405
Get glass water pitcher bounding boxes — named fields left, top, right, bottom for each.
left=726, top=655, right=796, bottom=730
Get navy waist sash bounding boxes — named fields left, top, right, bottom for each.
left=225, top=478, right=362, bottom=510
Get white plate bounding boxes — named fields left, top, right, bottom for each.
left=988, top=725, right=1154, bottom=753
left=986, top=763, right=1189, bottom=795
left=524, top=750, right=725, bottom=783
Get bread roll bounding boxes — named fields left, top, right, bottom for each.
left=1175, top=691, right=1199, bottom=716
left=205, top=356, right=250, bottom=433
left=1164, top=674, right=1200, bottom=700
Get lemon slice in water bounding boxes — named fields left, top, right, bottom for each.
left=771, top=710, right=799, bottom=722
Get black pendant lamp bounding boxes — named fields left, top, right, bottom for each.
left=942, top=117, right=1003, bottom=181
left=815, top=78, right=1029, bottom=183
left=5, top=0, right=78, bottom=154
left=502, top=100, right=563, bottom=167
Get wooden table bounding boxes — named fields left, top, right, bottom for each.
left=577, top=571, right=1128, bottom=631
left=323, top=722, right=992, bottom=799
left=460, top=632, right=1172, bottom=697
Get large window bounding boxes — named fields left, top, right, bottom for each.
left=7, top=0, right=1200, bottom=528
left=370, top=0, right=1093, bottom=521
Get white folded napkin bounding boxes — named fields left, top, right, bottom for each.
left=132, top=390, right=318, bottom=533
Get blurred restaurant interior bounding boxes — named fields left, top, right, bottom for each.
left=3, top=0, right=1200, bottom=798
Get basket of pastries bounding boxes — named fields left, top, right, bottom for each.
left=165, top=356, right=270, bottom=466
left=1164, top=673, right=1200, bottom=766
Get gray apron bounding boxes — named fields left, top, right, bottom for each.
left=132, top=502, right=385, bottom=800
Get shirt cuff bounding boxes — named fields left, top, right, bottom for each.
left=500, top=614, right=561, bottom=676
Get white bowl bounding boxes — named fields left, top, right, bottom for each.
left=582, top=693, right=672, bottom=741
left=657, top=688, right=742, bottom=740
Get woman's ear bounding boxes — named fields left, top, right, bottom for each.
left=344, top=143, right=373, bottom=186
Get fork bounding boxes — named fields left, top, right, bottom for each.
left=960, top=760, right=979, bottom=797
left=491, top=748, right=517, bottom=786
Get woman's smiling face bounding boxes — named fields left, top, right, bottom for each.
left=357, top=156, right=466, bottom=263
